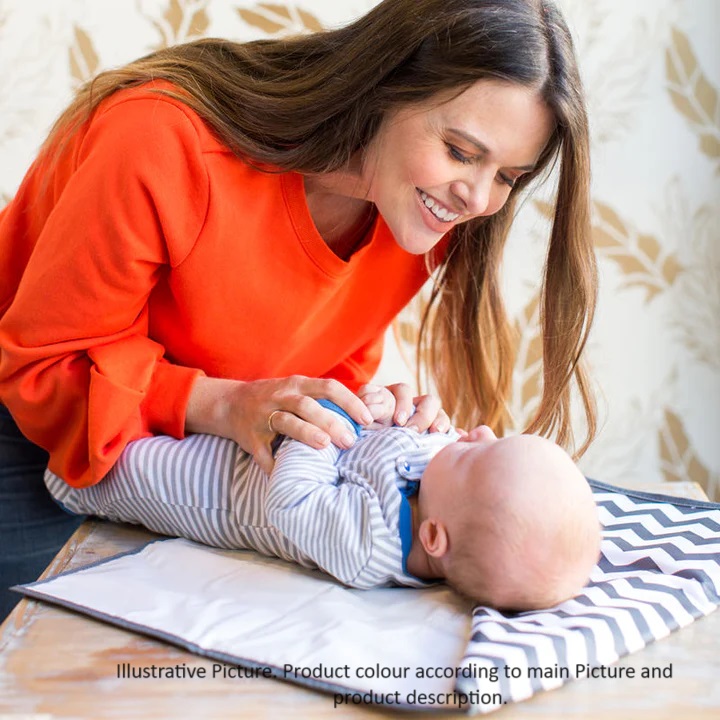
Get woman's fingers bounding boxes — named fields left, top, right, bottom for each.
left=269, top=400, right=357, bottom=450
left=299, top=377, right=373, bottom=427
left=264, top=407, right=329, bottom=449
left=218, top=375, right=373, bottom=470
left=405, top=393, right=444, bottom=433
left=428, top=407, right=452, bottom=433
left=254, top=376, right=372, bottom=454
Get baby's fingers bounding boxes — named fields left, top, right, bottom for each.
left=359, top=384, right=395, bottom=425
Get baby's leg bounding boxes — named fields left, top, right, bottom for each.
left=44, top=434, right=254, bottom=550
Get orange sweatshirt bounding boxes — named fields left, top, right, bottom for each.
left=0, top=85, right=431, bottom=488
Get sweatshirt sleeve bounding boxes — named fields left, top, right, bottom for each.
left=0, top=95, right=210, bottom=488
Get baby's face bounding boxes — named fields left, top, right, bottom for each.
left=418, top=425, right=501, bottom=521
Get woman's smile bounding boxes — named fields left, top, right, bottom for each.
left=416, top=189, right=461, bottom=226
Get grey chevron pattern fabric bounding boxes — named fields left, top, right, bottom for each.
left=456, top=480, right=720, bottom=713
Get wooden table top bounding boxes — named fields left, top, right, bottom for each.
left=1, top=481, right=718, bottom=719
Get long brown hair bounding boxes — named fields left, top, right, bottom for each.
left=47, top=0, right=597, bottom=455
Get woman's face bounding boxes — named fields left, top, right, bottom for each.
left=362, top=78, right=556, bottom=255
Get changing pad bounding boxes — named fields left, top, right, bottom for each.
left=15, top=480, right=720, bottom=714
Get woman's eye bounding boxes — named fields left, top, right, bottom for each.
left=447, top=144, right=472, bottom=165
left=499, top=174, right=516, bottom=188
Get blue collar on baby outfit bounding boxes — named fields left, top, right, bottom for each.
left=398, top=481, right=419, bottom=574
left=395, top=453, right=425, bottom=576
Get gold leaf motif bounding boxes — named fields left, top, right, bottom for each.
left=658, top=408, right=718, bottom=500
left=396, top=320, right=418, bottom=348
left=391, top=292, right=429, bottom=377
left=591, top=201, right=683, bottom=303
left=700, top=133, right=720, bottom=159
left=146, top=0, right=210, bottom=49
left=511, top=294, right=542, bottom=429
left=637, top=233, right=660, bottom=264
left=297, top=8, right=322, bottom=32
left=696, top=73, right=719, bottom=121
left=166, top=0, right=210, bottom=37
left=259, top=3, right=291, bottom=20
left=662, top=255, right=682, bottom=285
left=237, top=9, right=284, bottom=34
left=236, top=3, right=323, bottom=36
left=670, top=199, right=720, bottom=371
left=68, top=26, right=99, bottom=84
left=687, top=457, right=707, bottom=486
left=525, top=330, right=542, bottom=370
left=520, top=298, right=542, bottom=408
left=663, top=408, right=687, bottom=455
left=666, top=47, right=681, bottom=86
left=165, top=0, right=184, bottom=36
left=595, top=202, right=628, bottom=238
left=192, top=4, right=209, bottom=35
left=520, top=371, right=540, bottom=411
left=666, top=26, right=720, bottom=169
left=532, top=199, right=554, bottom=221
left=670, top=27, right=695, bottom=78
left=668, top=89, right=703, bottom=124
left=614, top=254, right=654, bottom=278
left=592, top=227, right=623, bottom=251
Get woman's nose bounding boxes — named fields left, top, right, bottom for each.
left=450, top=174, right=493, bottom=216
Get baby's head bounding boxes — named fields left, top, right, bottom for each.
left=412, top=427, right=600, bottom=611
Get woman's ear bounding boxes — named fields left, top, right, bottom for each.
left=418, top=518, right=449, bottom=559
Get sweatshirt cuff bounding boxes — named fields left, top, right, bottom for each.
left=142, top=361, right=205, bottom=439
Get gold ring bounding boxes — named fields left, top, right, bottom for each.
left=267, top=410, right=282, bottom=433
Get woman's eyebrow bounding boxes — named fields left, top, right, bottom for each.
left=447, top=128, right=536, bottom=172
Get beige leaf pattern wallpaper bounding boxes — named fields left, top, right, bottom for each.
left=510, top=293, right=542, bottom=433
left=69, top=26, right=100, bottom=86
left=238, top=3, right=322, bottom=34
left=591, top=200, right=682, bottom=304
left=145, top=0, right=210, bottom=47
left=666, top=27, right=720, bottom=171
left=0, top=0, right=717, bottom=498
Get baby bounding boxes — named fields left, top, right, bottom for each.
left=45, top=397, right=600, bottom=611
left=407, top=424, right=600, bottom=610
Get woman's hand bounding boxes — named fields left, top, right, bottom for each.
left=185, top=375, right=374, bottom=474
left=358, top=383, right=452, bottom=434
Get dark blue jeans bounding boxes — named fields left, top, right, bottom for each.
left=0, top=405, right=86, bottom=621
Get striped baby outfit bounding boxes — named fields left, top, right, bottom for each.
left=44, top=420, right=458, bottom=589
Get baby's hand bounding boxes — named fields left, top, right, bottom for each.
left=357, top=384, right=396, bottom=426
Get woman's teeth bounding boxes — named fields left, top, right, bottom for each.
left=418, top=191, right=459, bottom=222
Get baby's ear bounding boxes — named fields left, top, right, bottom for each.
left=418, top=519, right=449, bottom=559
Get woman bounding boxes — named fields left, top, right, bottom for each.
left=0, top=0, right=597, bottom=618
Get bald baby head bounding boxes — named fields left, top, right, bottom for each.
left=417, top=431, right=600, bottom=610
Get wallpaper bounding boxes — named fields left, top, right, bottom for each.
left=0, top=0, right=718, bottom=498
